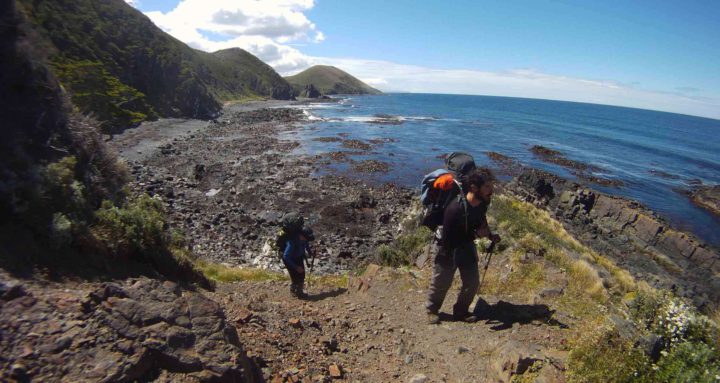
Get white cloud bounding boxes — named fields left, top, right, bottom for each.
left=140, top=1, right=719, bottom=119
left=124, top=0, right=138, bottom=7
left=144, top=0, right=321, bottom=71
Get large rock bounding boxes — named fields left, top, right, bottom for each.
left=298, top=84, right=322, bottom=98
left=690, top=185, right=720, bottom=217
left=0, top=275, right=261, bottom=382
left=488, top=341, right=544, bottom=383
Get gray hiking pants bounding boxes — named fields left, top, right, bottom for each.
left=425, top=241, right=480, bottom=316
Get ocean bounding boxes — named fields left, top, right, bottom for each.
left=285, top=93, right=720, bottom=247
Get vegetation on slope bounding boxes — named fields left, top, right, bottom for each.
left=285, top=65, right=382, bottom=95
left=1, top=1, right=209, bottom=287
left=374, top=196, right=719, bottom=382
left=16, top=0, right=294, bottom=133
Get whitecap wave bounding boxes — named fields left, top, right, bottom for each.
left=302, top=109, right=326, bottom=121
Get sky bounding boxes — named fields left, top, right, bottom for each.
left=126, top=0, right=720, bottom=119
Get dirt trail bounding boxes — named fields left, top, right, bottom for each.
left=210, top=265, right=572, bottom=383
left=104, top=102, right=576, bottom=382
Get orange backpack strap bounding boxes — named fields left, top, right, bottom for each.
left=433, top=173, right=455, bottom=191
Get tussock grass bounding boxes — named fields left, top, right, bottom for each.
left=195, top=259, right=349, bottom=288
left=650, top=251, right=684, bottom=275
left=195, top=260, right=287, bottom=283
left=308, top=273, right=349, bottom=289
left=567, top=320, right=649, bottom=383
left=490, top=195, right=637, bottom=303
left=569, top=260, right=607, bottom=303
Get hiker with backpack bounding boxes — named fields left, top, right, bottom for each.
left=276, top=213, right=315, bottom=298
left=424, top=162, right=501, bottom=324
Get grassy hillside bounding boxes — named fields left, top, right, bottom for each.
left=210, top=48, right=294, bottom=101
left=285, top=65, right=382, bottom=95
left=16, top=0, right=293, bottom=133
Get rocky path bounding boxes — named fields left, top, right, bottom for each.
left=211, top=265, right=573, bottom=383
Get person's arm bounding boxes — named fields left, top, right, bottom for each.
left=283, top=241, right=301, bottom=270
left=304, top=242, right=313, bottom=267
left=474, top=215, right=501, bottom=243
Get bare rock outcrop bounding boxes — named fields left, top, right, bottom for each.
left=690, top=185, right=720, bottom=217
left=507, top=169, right=720, bottom=309
left=0, top=274, right=261, bottom=382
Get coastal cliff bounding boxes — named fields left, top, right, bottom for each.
left=16, top=0, right=294, bottom=133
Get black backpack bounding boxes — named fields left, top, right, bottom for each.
left=275, top=213, right=304, bottom=257
left=419, top=152, right=476, bottom=230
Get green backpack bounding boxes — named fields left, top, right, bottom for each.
left=275, top=213, right=304, bottom=258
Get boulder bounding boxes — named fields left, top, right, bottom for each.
left=488, top=341, right=544, bottom=383
left=299, top=84, right=322, bottom=98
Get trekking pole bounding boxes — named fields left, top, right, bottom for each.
left=305, top=248, right=316, bottom=288
left=478, top=241, right=496, bottom=293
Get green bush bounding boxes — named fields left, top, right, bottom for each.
left=375, top=226, right=432, bottom=267
left=652, top=341, right=720, bottom=383
left=613, top=289, right=720, bottom=382
left=568, top=326, right=649, bottom=382
left=94, top=194, right=166, bottom=257
left=52, top=59, right=157, bottom=133
left=43, top=156, right=87, bottom=215
left=93, top=194, right=211, bottom=288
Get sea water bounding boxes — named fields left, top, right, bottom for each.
left=288, top=93, right=720, bottom=247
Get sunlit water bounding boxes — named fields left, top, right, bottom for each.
left=284, top=93, right=720, bottom=247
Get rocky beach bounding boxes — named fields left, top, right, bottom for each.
left=109, top=103, right=413, bottom=274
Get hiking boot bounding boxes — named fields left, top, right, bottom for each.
left=453, top=312, right=478, bottom=323
left=427, top=312, right=440, bottom=325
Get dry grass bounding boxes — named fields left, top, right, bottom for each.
left=195, top=259, right=349, bottom=288
left=650, top=251, right=684, bottom=274
left=485, top=249, right=546, bottom=300
left=195, top=260, right=288, bottom=283
left=569, top=259, right=608, bottom=303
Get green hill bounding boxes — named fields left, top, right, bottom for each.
left=285, top=65, right=382, bottom=96
left=16, top=0, right=294, bottom=133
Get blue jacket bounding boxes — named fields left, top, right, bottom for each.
left=283, top=236, right=311, bottom=269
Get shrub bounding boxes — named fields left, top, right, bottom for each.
left=652, top=341, right=720, bottom=383
left=94, top=194, right=166, bottom=257
left=569, top=259, right=608, bottom=303
left=51, top=59, right=158, bottom=133
left=93, top=194, right=211, bottom=288
left=567, top=324, right=649, bottom=382
left=375, top=226, right=432, bottom=267
left=43, top=156, right=88, bottom=218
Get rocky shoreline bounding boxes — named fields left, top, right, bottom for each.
left=110, top=105, right=414, bottom=273
left=111, top=101, right=720, bottom=308
left=506, top=168, right=720, bottom=309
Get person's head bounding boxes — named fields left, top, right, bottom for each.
left=464, top=167, right=496, bottom=203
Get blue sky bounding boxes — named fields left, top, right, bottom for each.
left=130, top=0, right=720, bottom=119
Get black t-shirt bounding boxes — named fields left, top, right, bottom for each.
left=441, top=196, right=488, bottom=249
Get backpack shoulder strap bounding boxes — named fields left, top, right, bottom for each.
left=453, top=179, right=469, bottom=233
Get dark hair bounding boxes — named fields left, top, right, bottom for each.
left=462, top=167, right=496, bottom=192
